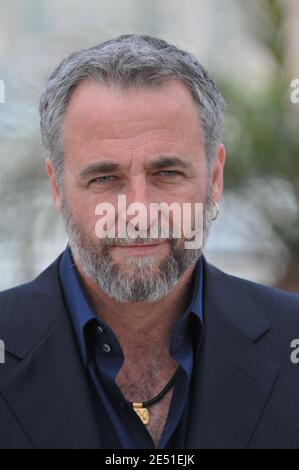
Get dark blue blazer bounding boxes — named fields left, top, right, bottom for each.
left=0, top=254, right=299, bottom=449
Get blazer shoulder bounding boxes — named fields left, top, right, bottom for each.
left=225, top=268, right=299, bottom=327
left=205, top=260, right=299, bottom=330
left=0, top=255, right=64, bottom=330
left=0, top=254, right=65, bottom=360
left=0, top=280, right=37, bottom=318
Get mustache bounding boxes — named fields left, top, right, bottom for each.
left=101, top=234, right=178, bottom=247
left=100, top=227, right=179, bottom=247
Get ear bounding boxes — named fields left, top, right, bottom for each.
left=212, top=143, right=226, bottom=203
left=45, top=158, right=62, bottom=212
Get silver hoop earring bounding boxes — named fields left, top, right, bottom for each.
left=211, top=201, right=220, bottom=221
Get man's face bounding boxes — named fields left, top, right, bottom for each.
left=47, top=78, right=225, bottom=302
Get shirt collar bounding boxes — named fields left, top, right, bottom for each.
left=59, top=246, right=97, bottom=366
left=59, top=246, right=203, bottom=368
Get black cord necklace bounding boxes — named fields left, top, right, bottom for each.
left=128, top=373, right=177, bottom=425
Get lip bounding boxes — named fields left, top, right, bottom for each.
left=112, top=242, right=166, bottom=255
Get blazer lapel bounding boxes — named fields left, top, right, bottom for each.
left=186, top=260, right=280, bottom=449
left=0, top=256, right=103, bottom=449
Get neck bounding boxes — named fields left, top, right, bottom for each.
left=75, top=259, right=197, bottom=361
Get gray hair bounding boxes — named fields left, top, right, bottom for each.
left=40, top=34, right=225, bottom=186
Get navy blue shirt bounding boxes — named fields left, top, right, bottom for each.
left=59, top=246, right=203, bottom=449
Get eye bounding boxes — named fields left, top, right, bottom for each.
left=156, top=170, right=180, bottom=177
left=90, top=175, right=118, bottom=184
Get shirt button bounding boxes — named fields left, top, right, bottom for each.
left=102, top=343, right=111, bottom=354
left=97, top=326, right=105, bottom=335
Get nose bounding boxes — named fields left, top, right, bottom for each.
left=118, top=175, right=153, bottom=229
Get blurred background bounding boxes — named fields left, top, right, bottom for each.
left=0, top=0, right=298, bottom=292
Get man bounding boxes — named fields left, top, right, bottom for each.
left=0, top=34, right=299, bottom=449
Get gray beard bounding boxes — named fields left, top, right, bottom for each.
left=61, top=190, right=213, bottom=303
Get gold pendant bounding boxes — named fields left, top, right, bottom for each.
left=133, top=403, right=150, bottom=425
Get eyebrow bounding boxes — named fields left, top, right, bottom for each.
left=79, top=156, right=194, bottom=180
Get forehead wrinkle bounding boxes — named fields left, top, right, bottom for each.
left=81, top=126, right=185, bottom=149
